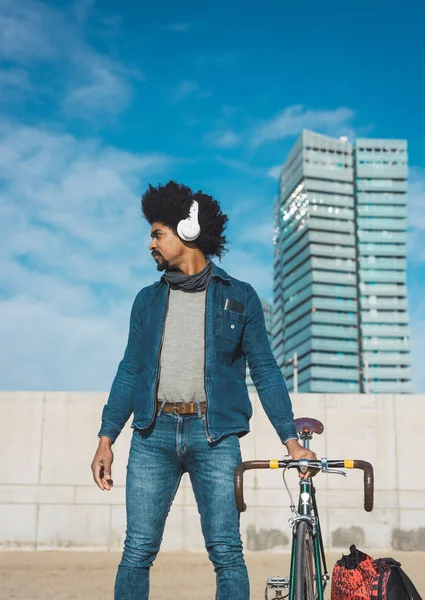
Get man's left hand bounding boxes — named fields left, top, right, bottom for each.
left=284, top=438, right=317, bottom=479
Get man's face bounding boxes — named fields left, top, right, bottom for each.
left=148, top=222, right=184, bottom=272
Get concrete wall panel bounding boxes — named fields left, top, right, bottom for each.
left=1, top=392, right=424, bottom=552
left=0, top=504, right=37, bottom=549
left=37, top=504, right=111, bottom=549
left=394, top=395, right=425, bottom=490
left=1, top=391, right=44, bottom=485
left=40, top=392, right=106, bottom=485
left=110, top=505, right=126, bottom=552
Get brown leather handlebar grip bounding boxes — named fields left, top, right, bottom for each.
left=353, top=460, right=374, bottom=512
left=234, top=459, right=374, bottom=513
left=234, top=461, right=271, bottom=512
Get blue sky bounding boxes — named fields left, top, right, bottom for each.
left=1, top=0, right=424, bottom=392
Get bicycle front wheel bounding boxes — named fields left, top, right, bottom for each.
left=293, top=521, right=316, bottom=600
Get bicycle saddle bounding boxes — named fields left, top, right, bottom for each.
left=294, top=417, right=324, bottom=435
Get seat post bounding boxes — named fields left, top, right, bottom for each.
left=294, top=418, right=324, bottom=445
left=299, top=430, right=312, bottom=449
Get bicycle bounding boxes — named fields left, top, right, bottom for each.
left=234, top=417, right=374, bottom=600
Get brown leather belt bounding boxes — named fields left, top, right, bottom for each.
left=157, top=400, right=207, bottom=415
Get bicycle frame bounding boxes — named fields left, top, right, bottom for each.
left=288, top=479, right=328, bottom=600
left=287, top=432, right=328, bottom=600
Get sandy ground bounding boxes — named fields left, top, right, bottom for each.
left=0, top=551, right=424, bottom=599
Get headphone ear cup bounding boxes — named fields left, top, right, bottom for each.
left=177, top=200, right=201, bottom=241
left=178, top=221, right=201, bottom=241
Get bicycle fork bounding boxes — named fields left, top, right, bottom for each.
left=265, top=478, right=329, bottom=600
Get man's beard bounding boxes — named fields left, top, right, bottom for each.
left=153, top=254, right=179, bottom=272
left=154, top=254, right=168, bottom=271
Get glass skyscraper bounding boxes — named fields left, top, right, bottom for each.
left=272, top=130, right=412, bottom=393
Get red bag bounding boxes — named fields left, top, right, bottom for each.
left=331, top=545, right=422, bottom=600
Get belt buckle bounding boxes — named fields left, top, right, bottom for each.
left=172, top=403, right=181, bottom=414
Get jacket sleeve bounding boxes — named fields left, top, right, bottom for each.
left=98, top=291, right=143, bottom=443
left=241, top=283, right=297, bottom=444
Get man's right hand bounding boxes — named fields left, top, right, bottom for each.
left=91, top=436, right=114, bottom=491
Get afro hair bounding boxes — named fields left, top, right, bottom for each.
left=141, top=180, right=229, bottom=259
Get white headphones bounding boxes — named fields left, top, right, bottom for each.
left=177, top=200, right=201, bottom=242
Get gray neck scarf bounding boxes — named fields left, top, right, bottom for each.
left=163, top=257, right=213, bottom=292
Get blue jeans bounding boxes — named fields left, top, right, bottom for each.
left=114, top=409, right=250, bottom=600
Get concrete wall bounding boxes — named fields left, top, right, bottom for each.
left=1, top=392, right=424, bottom=551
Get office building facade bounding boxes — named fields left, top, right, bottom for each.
left=272, top=130, right=412, bottom=393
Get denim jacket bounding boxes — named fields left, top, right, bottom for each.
left=98, top=261, right=297, bottom=444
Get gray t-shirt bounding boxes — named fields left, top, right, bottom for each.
left=157, top=288, right=207, bottom=404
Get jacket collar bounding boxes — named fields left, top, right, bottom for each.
left=154, top=259, right=230, bottom=287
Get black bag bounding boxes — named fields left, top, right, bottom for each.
left=331, top=545, right=422, bottom=600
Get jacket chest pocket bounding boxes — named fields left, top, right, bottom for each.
left=215, top=308, right=246, bottom=344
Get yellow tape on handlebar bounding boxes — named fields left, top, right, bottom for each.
left=269, top=460, right=279, bottom=469
left=344, top=459, right=354, bottom=469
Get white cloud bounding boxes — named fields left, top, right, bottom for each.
left=215, top=156, right=252, bottom=174
left=0, top=0, right=57, bottom=62
left=204, top=130, right=241, bottom=148
left=218, top=190, right=275, bottom=299
left=252, top=105, right=355, bottom=147
left=214, top=156, right=273, bottom=180
left=64, top=53, right=140, bottom=117
left=0, top=295, right=125, bottom=390
left=0, top=120, right=176, bottom=390
left=171, top=80, right=199, bottom=103
left=0, top=67, right=32, bottom=97
left=0, top=0, right=139, bottom=118
left=202, top=104, right=356, bottom=158
left=268, top=165, right=282, bottom=180
left=73, top=0, right=96, bottom=23
left=238, top=219, right=274, bottom=248
left=169, top=80, right=212, bottom=104
left=220, top=248, right=273, bottom=303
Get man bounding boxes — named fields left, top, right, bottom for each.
left=91, top=181, right=316, bottom=600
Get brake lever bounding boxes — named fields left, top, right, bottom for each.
left=321, top=457, right=346, bottom=477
